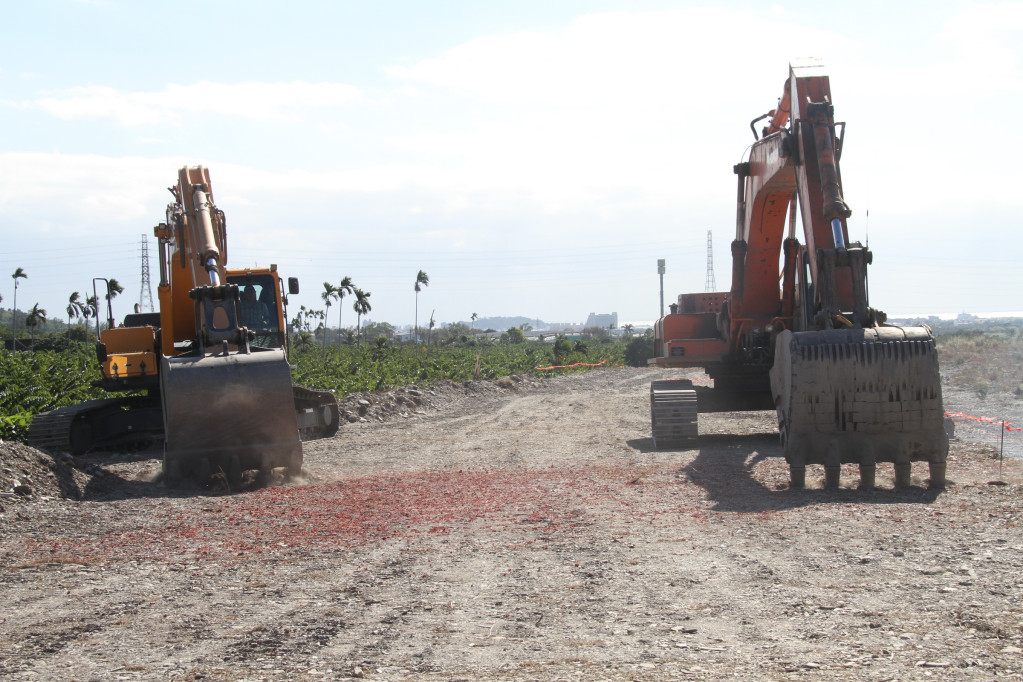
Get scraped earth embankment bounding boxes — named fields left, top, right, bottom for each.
left=1, top=367, right=1021, bottom=681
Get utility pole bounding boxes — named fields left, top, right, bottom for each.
left=657, top=259, right=665, bottom=319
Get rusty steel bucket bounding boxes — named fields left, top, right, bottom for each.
left=770, top=326, right=948, bottom=489
left=160, top=347, right=302, bottom=487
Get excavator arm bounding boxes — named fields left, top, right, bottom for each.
left=732, top=59, right=866, bottom=331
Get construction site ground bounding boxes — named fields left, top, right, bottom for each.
left=1, top=367, right=1022, bottom=681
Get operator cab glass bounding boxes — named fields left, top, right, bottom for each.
left=227, top=273, right=283, bottom=349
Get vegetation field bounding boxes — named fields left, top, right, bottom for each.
left=3, top=320, right=1020, bottom=445
left=0, top=337, right=633, bottom=442
left=935, top=326, right=1023, bottom=398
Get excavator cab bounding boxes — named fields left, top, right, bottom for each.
left=227, top=272, right=286, bottom=350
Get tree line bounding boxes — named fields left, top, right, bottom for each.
left=1, top=268, right=125, bottom=350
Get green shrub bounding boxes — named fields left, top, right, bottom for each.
left=624, top=337, right=653, bottom=367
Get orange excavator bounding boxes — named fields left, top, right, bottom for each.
left=28, top=167, right=338, bottom=487
left=650, top=60, right=948, bottom=489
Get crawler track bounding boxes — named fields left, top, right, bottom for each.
left=650, top=379, right=698, bottom=448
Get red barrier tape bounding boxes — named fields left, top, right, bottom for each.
left=535, top=359, right=608, bottom=370
left=945, top=411, right=1022, bottom=432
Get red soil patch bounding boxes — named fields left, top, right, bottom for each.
left=22, top=466, right=695, bottom=565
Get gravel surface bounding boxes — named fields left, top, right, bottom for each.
left=1, top=367, right=1021, bottom=681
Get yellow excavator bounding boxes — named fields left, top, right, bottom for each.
left=28, top=167, right=338, bottom=487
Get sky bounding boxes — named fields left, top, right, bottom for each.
left=1, top=0, right=1021, bottom=331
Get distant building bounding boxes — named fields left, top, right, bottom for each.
left=585, top=312, right=618, bottom=329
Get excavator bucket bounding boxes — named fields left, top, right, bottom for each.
left=160, top=348, right=302, bottom=487
left=770, top=326, right=948, bottom=489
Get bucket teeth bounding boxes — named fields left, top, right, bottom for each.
left=770, top=327, right=949, bottom=489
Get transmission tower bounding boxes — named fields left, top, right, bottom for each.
left=704, top=230, right=717, bottom=292
left=139, top=234, right=155, bottom=313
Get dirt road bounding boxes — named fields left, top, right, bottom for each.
left=1, top=367, right=1022, bottom=680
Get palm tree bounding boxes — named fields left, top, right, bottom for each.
left=335, top=276, right=354, bottom=352
left=11, top=267, right=27, bottom=346
left=104, top=278, right=124, bottom=329
left=66, top=292, right=84, bottom=345
left=313, top=309, right=326, bottom=344
left=25, top=303, right=46, bottom=349
left=427, top=311, right=436, bottom=347
left=353, top=288, right=371, bottom=346
left=320, top=283, right=338, bottom=348
left=82, top=295, right=98, bottom=336
left=414, top=270, right=429, bottom=342
left=471, top=312, right=478, bottom=332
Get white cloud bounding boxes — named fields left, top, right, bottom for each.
left=387, top=8, right=845, bottom=105
left=10, top=81, right=363, bottom=126
left=0, top=153, right=442, bottom=228
left=7, top=6, right=1020, bottom=226
left=381, top=8, right=850, bottom=210
left=939, top=1, right=1023, bottom=81
left=833, top=3, right=1023, bottom=217
left=0, top=152, right=171, bottom=222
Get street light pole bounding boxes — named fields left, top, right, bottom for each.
left=657, top=259, right=665, bottom=319
left=92, top=278, right=110, bottom=339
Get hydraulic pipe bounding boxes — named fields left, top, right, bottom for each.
left=808, top=100, right=851, bottom=230
left=831, top=218, right=846, bottom=249
left=733, top=163, right=749, bottom=241
left=191, top=186, right=222, bottom=285
left=765, top=83, right=792, bottom=136
left=787, top=191, right=798, bottom=239
left=206, top=257, right=221, bottom=286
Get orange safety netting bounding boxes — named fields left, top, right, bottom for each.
left=946, top=411, right=1022, bottom=432
left=535, top=359, right=608, bottom=370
